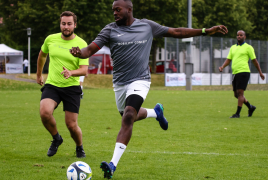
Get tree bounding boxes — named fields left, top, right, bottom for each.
left=0, top=1, right=26, bottom=49
left=0, top=0, right=114, bottom=72
left=192, top=0, right=254, bottom=37
left=132, top=0, right=188, bottom=73
left=245, top=0, right=268, bottom=40
left=191, top=0, right=254, bottom=73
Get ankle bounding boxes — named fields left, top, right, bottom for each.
left=52, top=132, right=61, bottom=140
left=76, top=145, right=83, bottom=150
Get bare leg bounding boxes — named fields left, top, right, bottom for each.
left=234, top=91, right=248, bottom=104
left=65, top=111, right=82, bottom=146
left=116, top=106, right=137, bottom=145
left=40, top=99, right=58, bottom=136
left=121, top=107, right=155, bottom=122
left=135, top=107, right=147, bottom=121
left=236, top=89, right=245, bottom=107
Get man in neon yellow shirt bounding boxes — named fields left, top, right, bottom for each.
left=36, top=11, right=88, bottom=158
left=219, top=30, right=265, bottom=118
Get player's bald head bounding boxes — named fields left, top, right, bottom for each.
left=114, top=0, right=133, bottom=9
left=237, top=30, right=246, bottom=36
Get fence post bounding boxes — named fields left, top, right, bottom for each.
left=220, top=37, right=223, bottom=85
left=164, top=38, right=167, bottom=86
left=176, top=39, right=179, bottom=73
left=210, top=37, right=213, bottom=85
left=258, top=40, right=260, bottom=84
left=267, top=41, right=268, bottom=84
left=199, top=36, right=202, bottom=73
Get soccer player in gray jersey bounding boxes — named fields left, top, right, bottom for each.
left=70, top=0, right=228, bottom=178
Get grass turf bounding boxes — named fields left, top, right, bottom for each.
left=0, top=78, right=268, bottom=179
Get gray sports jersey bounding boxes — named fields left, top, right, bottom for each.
left=93, top=18, right=169, bottom=85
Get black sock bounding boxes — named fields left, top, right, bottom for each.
left=52, top=132, right=61, bottom=140
left=76, top=145, right=83, bottom=150
left=236, top=106, right=242, bottom=115
left=244, top=101, right=251, bottom=109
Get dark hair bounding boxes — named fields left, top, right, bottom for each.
left=114, top=0, right=133, bottom=8
left=60, top=11, right=77, bottom=24
left=114, top=0, right=132, bottom=1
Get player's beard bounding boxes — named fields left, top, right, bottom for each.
left=62, top=29, right=74, bottom=37
left=237, top=39, right=244, bottom=44
left=116, top=13, right=128, bottom=26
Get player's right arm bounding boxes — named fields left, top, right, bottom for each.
left=219, top=46, right=233, bottom=72
left=36, top=50, right=48, bottom=86
left=70, top=43, right=99, bottom=59
left=219, top=59, right=231, bottom=72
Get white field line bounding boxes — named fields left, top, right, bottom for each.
left=125, top=150, right=255, bottom=157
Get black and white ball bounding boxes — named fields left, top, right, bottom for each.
left=67, top=161, right=92, bottom=180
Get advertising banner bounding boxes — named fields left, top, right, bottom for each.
left=192, top=73, right=202, bottom=85
left=165, top=73, right=186, bottom=86
left=6, top=64, right=23, bottom=73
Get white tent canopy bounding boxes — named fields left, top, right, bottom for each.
left=95, top=45, right=111, bottom=55
left=0, top=44, right=23, bottom=56
left=0, top=44, right=23, bottom=73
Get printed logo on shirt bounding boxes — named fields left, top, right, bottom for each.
left=116, top=40, right=148, bottom=46
left=117, top=34, right=125, bottom=37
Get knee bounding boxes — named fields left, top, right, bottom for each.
left=237, top=91, right=244, bottom=97
left=66, top=122, right=77, bottom=132
left=40, top=109, right=52, bottom=121
left=123, top=109, right=136, bottom=126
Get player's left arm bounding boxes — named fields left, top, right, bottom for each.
left=61, top=65, right=88, bottom=79
left=252, top=59, right=265, bottom=80
left=164, top=25, right=228, bottom=38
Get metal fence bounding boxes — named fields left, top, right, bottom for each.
left=163, top=36, right=268, bottom=85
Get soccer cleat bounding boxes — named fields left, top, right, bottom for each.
left=47, top=136, right=63, bottom=157
left=100, top=161, right=116, bottom=179
left=154, top=103, right=168, bottom=130
left=76, top=146, right=86, bottom=158
left=230, top=114, right=240, bottom=118
left=248, top=105, right=256, bottom=117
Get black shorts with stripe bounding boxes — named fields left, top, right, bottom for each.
left=232, top=72, right=250, bottom=91
left=41, top=84, right=82, bottom=113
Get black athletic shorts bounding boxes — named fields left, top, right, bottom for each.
left=41, top=84, right=82, bottom=113
left=232, top=72, right=250, bottom=91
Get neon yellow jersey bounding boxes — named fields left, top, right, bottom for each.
left=41, top=33, right=88, bottom=87
left=227, top=43, right=256, bottom=74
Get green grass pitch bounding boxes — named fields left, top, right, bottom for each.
left=0, top=79, right=267, bottom=179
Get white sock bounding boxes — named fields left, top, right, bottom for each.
left=111, top=142, right=127, bottom=167
left=146, top=109, right=157, bottom=118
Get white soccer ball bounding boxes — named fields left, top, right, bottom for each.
left=67, top=161, right=92, bottom=180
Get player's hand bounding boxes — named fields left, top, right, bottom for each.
left=36, top=75, right=44, bottom=86
left=61, top=67, right=72, bottom=79
left=207, top=25, right=228, bottom=35
left=219, top=66, right=224, bottom=72
left=70, top=46, right=81, bottom=57
left=260, top=73, right=265, bottom=80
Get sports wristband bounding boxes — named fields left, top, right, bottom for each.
left=202, top=28, right=206, bottom=35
